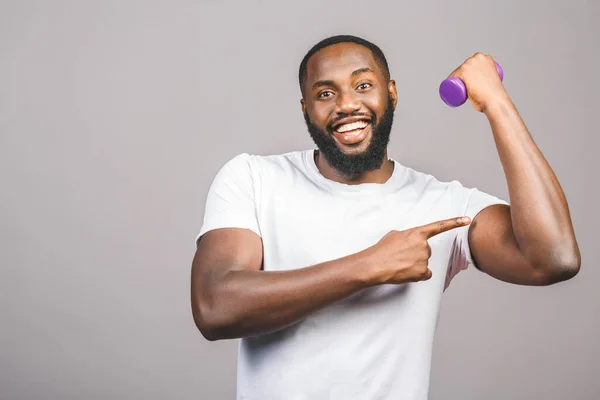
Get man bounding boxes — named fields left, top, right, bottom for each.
left=190, top=35, right=580, bottom=399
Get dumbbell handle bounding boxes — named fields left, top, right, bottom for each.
left=439, top=61, right=504, bottom=107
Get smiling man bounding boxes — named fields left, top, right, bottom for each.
left=302, top=39, right=395, bottom=181
left=191, top=35, right=580, bottom=399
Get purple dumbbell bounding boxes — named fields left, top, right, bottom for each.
left=439, top=61, right=504, bottom=107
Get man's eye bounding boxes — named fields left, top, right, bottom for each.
left=357, top=83, right=372, bottom=90
left=318, top=91, right=333, bottom=98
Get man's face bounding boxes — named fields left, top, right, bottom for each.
left=301, top=42, right=397, bottom=177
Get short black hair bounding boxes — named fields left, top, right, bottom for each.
left=298, top=35, right=390, bottom=96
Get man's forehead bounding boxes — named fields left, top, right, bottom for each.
left=305, top=43, right=379, bottom=81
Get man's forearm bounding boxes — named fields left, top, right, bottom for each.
left=195, top=250, right=376, bottom=341
left=484, top=95, right=580, bottom=271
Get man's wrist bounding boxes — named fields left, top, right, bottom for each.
left=482, top=92, right=513, bottom=117
left=344, top=246, right=382, bottom=287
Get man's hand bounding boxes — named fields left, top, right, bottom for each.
left=448, top=53, right=508, bottom=113
left=364, top=217, right=471, bottom=285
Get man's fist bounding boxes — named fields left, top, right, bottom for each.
left=447, top=53, right=508, bottom=112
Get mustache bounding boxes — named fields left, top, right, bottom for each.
left=327, top=112, right=375, bottom=131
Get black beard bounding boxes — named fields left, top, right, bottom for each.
left=304, top=96, right=395, bottom=178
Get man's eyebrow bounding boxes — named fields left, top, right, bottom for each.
left=312, top=80, right=335, bottom=90
left=351, top=67, right=374, bottom=77
left=312, top=68, right=375, bottom=91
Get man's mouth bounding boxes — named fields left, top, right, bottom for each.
left=332, top=119, right=371, bottom=145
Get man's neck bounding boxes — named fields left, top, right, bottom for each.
left=314, top=150, right=395, bottom=185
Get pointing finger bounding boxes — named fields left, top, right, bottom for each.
left=418, top=217, right=471, bottom=239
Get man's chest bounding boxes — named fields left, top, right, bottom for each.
left=256, top=184, right=458, bottom=273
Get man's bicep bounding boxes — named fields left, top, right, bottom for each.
left=190, top=228, right=263, bottom=336
left=194, top=228, right=263, bottom=278
left=468, top=204, right=550, bottom=285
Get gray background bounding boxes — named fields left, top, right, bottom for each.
left=1, top=0, right=598, bottom=399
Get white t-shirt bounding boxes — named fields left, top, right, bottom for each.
left=197, top=149, right=508, bottom=400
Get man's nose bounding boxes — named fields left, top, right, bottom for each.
left=334, top=91, right=361, bottom=115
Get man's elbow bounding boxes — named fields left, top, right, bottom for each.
left=193, top=315, right=220, bottom=342
left=538, top=249, right=581, bottom=285
left=192, top=297, right=235, bottom=342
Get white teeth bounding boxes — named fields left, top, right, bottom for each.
left=336, top=120, right=368, bottom=133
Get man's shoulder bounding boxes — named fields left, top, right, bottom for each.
left=394, top=160, right=466, bottom=191
left=224, top=149, right=310, bottom=174
left=396, top=162, right=508, bottom=209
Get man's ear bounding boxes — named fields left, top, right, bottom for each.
left=301, top=98, right=306, bottom=114
left=388, top=80, right=398, bottom=109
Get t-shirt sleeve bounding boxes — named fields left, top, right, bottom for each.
left=195, top=153, right=261, bottom=247
left=445, top=187, right=509, bottom=290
